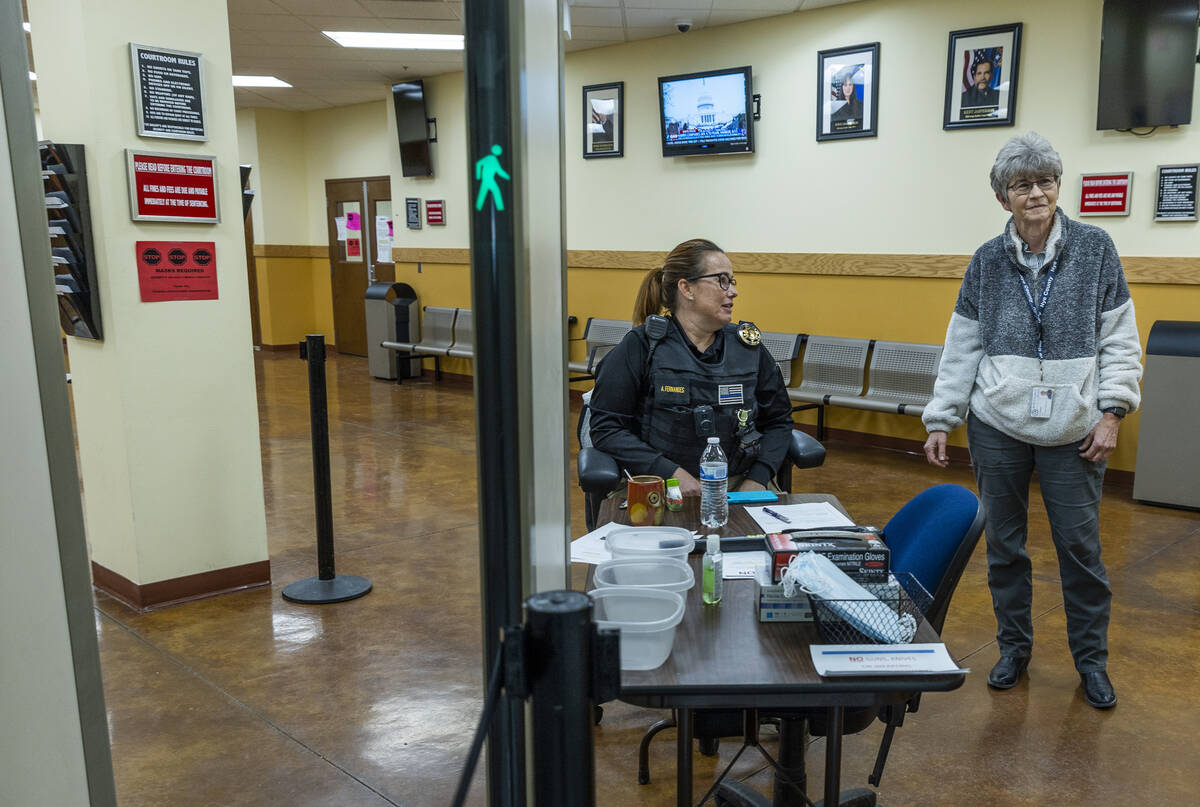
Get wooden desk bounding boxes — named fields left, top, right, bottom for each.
left=596, top=494, right=966, bottom=807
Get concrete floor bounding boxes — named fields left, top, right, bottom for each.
left=92, top=351, right=1200, bottom=806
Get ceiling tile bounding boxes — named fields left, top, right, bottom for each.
left=229, top=29, right=268, bottom=45
left=228, top=13, right=314, bottom=31
left=226, top=0, right=289, bottom=13
left=304, top=15, right=462, bottom=33
left=798, top=0, right=861, bottom=8
left=252, top=29, right=341, bottom=47
left=359, top=0, right=459, bottom=20
left=271, top=0, right=373, bottom=16
left=569, top=6, right=622, bottom=26
left=623, top=0, right=711, bottom=10
left=624, top=8, right=708, bottom=27
left=573, top=0, right=621, bottom=7
left=569, top=25, right=625, bottom=41
left=712, top=0, right=798, bottom=9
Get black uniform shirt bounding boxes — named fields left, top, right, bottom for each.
left=589, top=316, right=794, bottom=486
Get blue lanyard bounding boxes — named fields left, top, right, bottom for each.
left=1015, top=259, right=1058, bottom=361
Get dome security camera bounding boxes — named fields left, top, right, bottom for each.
left=675, top=20, right=692, bottom=33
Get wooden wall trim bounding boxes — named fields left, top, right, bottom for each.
left=253, top=244, right=329, bottom=259
left=256, top=244, right=1199, bottom=284
left=92, top=560, right=271, bottom=612
left=392, top=247, right=471, bottom=264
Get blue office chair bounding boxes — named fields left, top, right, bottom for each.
left=708, top=484, right=986, bottom=806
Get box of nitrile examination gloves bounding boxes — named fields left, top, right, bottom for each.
left=767, top=531, right=890, bottom=583
left=757, top=581, right=814, bottom=622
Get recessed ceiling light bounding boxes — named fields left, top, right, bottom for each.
left=232, top=75, right=293, bottom=88
left=29, top=71, right=36, bottom=81
left=23, top=21, right=31, bottom=32
left=322, top=31, right=464, bottom=50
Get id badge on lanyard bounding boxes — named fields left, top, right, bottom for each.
left=1030, top=386, right=1053, bottom=419
left=1017, top=260, right=1058, bottom=420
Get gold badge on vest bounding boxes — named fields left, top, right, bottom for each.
left=737, top=321, right=762, bottom=346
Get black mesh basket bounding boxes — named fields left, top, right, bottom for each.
left=807, top=573, right=932, bottom=645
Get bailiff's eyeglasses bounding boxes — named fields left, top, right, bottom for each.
left=688, top=272, right=737, bottom=290
left=1007, top=177, right=1059, bottom=197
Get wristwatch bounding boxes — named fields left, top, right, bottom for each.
left=1101, top=406, right=1127, bottom=419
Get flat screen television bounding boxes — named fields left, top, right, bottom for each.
left=392, top=80, right=432, bottom=177
left=658, top=66, right=753, bottom=157
left=1096, top=0, right=1199, bottom=130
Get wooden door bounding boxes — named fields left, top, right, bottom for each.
left=325, top=176, right=391, bottom=356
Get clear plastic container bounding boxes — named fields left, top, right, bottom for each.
left=606, top=526, right=695, bottom=563
left=594, top=556, right=694, bottom=593
left=589, top=587, right=686, bottom=670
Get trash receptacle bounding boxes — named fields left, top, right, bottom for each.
left=365, top=282, right=418, bottom=380
left=1133, top=320, right=1200, bottom=510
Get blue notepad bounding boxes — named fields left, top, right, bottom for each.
left=727, top=490, right=779, bottom=504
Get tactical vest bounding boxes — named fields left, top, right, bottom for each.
left=638, top=320, right=764, bottom=477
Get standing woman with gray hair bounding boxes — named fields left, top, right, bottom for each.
left=922, top=132, right=1142, bottom=709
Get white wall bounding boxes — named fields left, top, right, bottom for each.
left=562, top=0, right=1200, bottom=256
left=235, top=106, right=264, bottom=244
left=30, top=0, right=269, bottom=584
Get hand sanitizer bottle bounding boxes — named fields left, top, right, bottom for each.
left=703, top=533, right=723, bottom=605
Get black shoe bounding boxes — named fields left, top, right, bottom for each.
left=987, top=655, right=1030, bottom=689
left=1081, top=671, right=1117, bottom=709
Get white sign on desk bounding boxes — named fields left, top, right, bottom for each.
left=810, top=643, right=965, bottom=676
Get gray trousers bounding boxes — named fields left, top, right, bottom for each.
left=967, top=414, right=1111, bottom=673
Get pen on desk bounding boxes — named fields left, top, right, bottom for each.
left=763, top=507, right=791, bottom=523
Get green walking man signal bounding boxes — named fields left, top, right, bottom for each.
left=474, top=144, right=510, bottom=212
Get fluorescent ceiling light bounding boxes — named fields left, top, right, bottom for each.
left=232, top=75, right=292, bottom=88
left=322, top=31, right=464, bottom=50
left=24, top=21, right=31, bottom=32
left=29, top=71, right=36, bottom=81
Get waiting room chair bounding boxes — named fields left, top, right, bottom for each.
left=667, top=484, right=984, bottom=805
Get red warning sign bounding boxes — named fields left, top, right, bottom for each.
left=136, top=241, right=218, bottom=301
left=1079, top=172, right=1132, bottom=216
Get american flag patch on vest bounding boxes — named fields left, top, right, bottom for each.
left=718, top=384, right=744, bottom=406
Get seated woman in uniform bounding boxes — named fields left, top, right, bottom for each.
left=589, top=238, right=796, bottom=495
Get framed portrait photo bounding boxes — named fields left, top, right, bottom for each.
left=943, top=23, right=1022, bottom=130
left=583, top=82, right=624, bottom=158
left=816, top=43, right=880, bottom=142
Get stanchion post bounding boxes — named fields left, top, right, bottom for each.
left=525, top=591, right=595, bottom=805
left=305, top=333, right=335, bottom=581
left=281, top=334, right=372, bottom=605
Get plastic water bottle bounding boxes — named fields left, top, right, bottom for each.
left=699, top=436, right=728, bottom=528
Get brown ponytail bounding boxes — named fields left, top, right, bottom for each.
left=632, top=238, right=725, bottom=326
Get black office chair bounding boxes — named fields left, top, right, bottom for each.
left=706, top=484, right=986, bottom=806
left=576, top=414, right=827, bottom=532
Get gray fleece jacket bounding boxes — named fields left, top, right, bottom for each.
left=923, top=210, right=1142, bottom=446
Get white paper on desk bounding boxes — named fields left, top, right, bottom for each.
left=569, top=524, right=616, bottom=564
left=722, top=550, right=771, bottom=583
left=745, top=501, right=854, bottom=533
left=810, top=643, right=965, bottom=676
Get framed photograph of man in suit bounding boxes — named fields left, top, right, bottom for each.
left=583, top=82, right=624, bottom=158
left=944, top=23, right=1022, bottom=130
left=816, top=42, right=880, bottom=142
